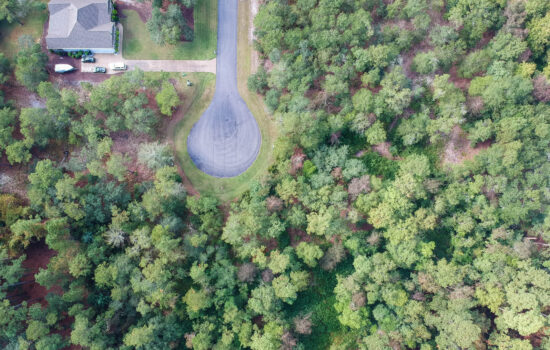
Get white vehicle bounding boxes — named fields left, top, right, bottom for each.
left=54, top=64, right=75, bottom=73
left=109, top=62, right=127, bottom=71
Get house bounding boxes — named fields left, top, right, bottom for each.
left=46, top=0, right=117, bottom=54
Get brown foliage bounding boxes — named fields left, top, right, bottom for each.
left=289, top=148, right=306, bottom=175
left=184, top=332, right=195, bottom=349
left=350, top=292, right=366, bottom=311
left=466, top=96, right=484, bottom=116
left=533, top=75, right=550, bottom=103
left=320, top=242, right=346, bottom=271
left=237, top=263, right=257, bottom=283
left=261, top=268, right=274, bottom=282
left=331, top=167, right=343, bottom=180
left=347, top=175, right=371, bottom=200
left=293, top=313, right=313, bottom=335
left=266, top=196, right=283, bottom=212
left=281, top=331, right=297, bottom=350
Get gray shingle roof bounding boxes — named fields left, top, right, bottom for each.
left=46, top=0, right=114, bottom=50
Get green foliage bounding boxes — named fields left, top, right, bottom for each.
left=0, top=107, right=16, bottom=152
left=137, top=142, right=174, bottom=171
left=458, top=49, right=491, bottom=78
left=296, top=242, right=323, bottom=267
left=155, top=81, right=179, bottom=116
left=448, top=0, right=504, bottom=44
left=14, top=39, right=48, bottom=92
left=0, top=0, right=38, bottom=24
left=0, top=2, right=549, bottom=350
left=527, top=12, right=550, bottom=58
left=361, top=151, right=399, bottom=179
left=147, top=5, right=193, bottom=45
left=412, top=51, right=440, bottom=74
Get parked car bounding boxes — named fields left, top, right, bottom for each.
left=94, top=66, right=106, bottom=73
left=81, top=56, right=95, bottom=63
left=54, top=64, right=75, bottom=73
left=109, top=62, right=127, bottom=71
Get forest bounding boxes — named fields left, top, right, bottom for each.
left=1, top=0, right=550, bottom=349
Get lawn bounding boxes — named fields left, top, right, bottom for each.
left=173, top=0, right=277, bottom=202
left=0, top=6, right=48, bottom=59
left=121, top=0, right=217, bottom=60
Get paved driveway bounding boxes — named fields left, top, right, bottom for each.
left=83, top=55, right=216, bottom=74
left=186, top=0, right=261, bottom=178
left=126, top=59, right=216, bottom=73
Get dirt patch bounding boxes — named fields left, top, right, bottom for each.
left=474, top=30, right=496, bottom=50
left=448, top=64, right=471, bottom=91
left=3, top=81, right=45, bottom=108
left=0, top=162, right=28, bottom=200
left=442, top=125, right=492, bottom=165
left=116, top=0, right=152, bottom=22
left=110, top=130, right=156, bottom=184
left=400, top=38, right=433, bottom=83
left=15, top=242, right=82, bottom=349
left=15, top=242, right=61, bottom=306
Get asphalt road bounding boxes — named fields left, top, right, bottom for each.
left=187, top=0, right=261, bottom=178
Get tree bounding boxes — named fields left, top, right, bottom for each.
left=0, top=53, right=10, bottom=84
left=19, top=107, right=55, bottom=147
left=0, top=0, right=37, bottom=24
left=14, top=38, right=48, bottom=92
left=123, top=325, right=155, bottom=348
left=365, top=121, right=387, bottom=145
left=412, top=51, right=440, bottom=74
left=527, top=12, right=550, bottom=58
left=25, top=320, right=49, bottom=341
left=28, top=159, right=62, bottom=208
left=9, top=218, right=45, bottom=251
left=396, top=110, right=429, bottom=146
left=106, top=153, right=129, bottom=181
left=268, top=250, right=290, bottom=274
left=155, top=81, right=179, bottom=116
left=295, top=242, right=323, bottom=267
left=0, top=107, right=15, bottom=151
left=147, top=5, right=193, bottom=45
left=448, top=0, right=504, bottom=44
left=458, top=49, right=491, bottom=78
left=138, top=142, right=174, bottom=170
left=5, top=140, right=31, bottom=164
left=248, top=67, right=268, bottom=93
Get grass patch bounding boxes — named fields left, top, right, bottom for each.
left=0, top=7, right=47, bottom=59
left=361, top=151, right=399, bottom=180
left=173, top=0, right=277, bottom=202
left=121, top=0, right=217, bottom=60
left=289, top=259, right=355, bottom=349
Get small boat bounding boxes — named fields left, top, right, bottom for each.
left=54, top=64, right=75, bottom=73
